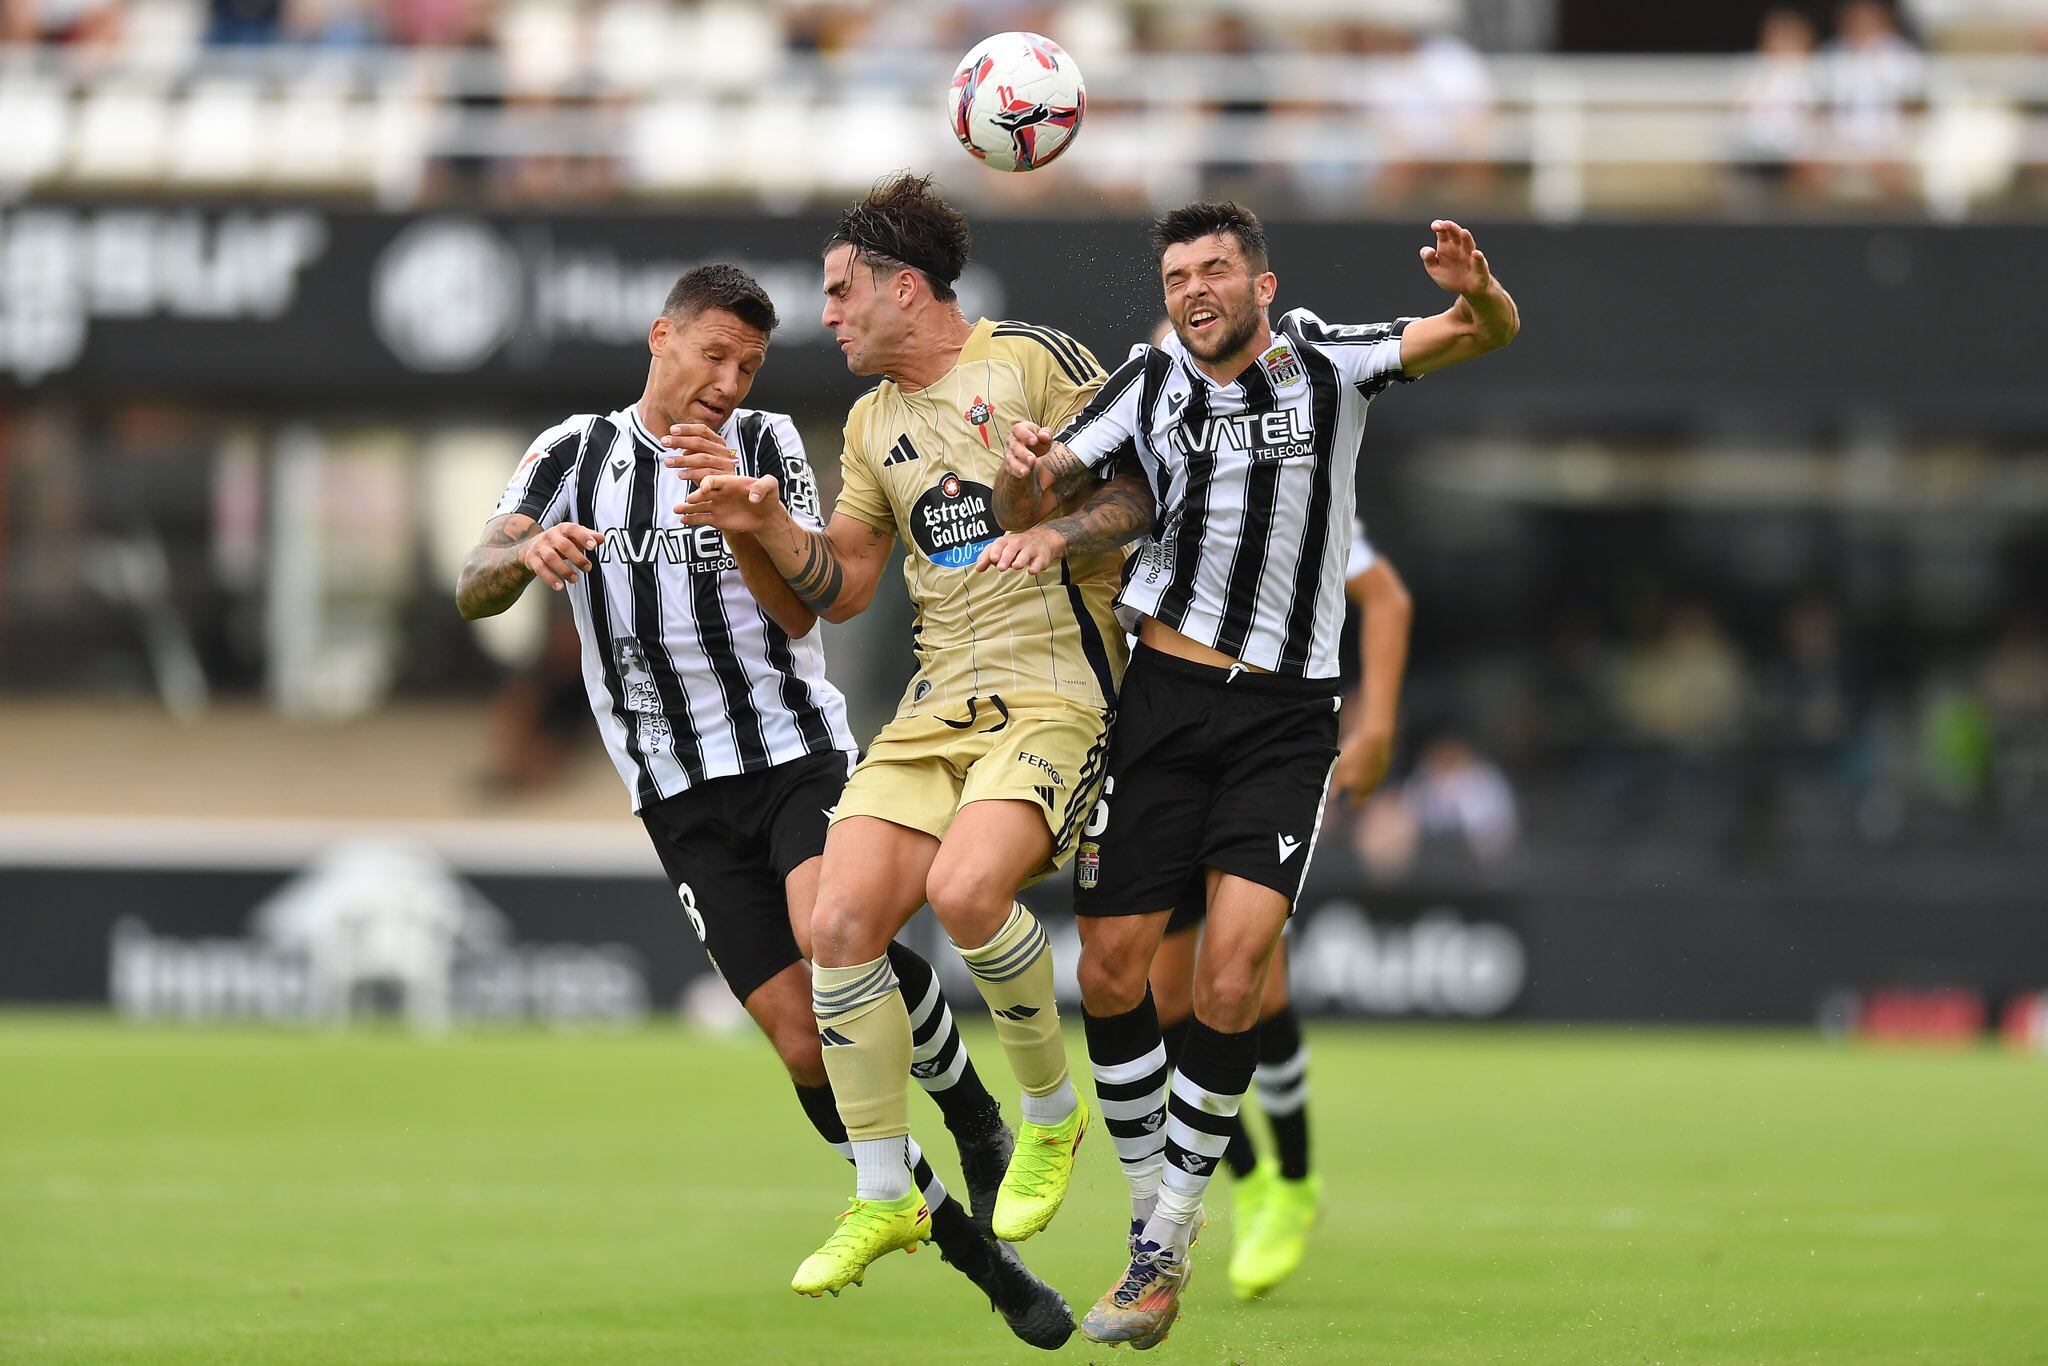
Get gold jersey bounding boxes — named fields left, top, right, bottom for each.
left=833, top=318, right=1128, bottom=721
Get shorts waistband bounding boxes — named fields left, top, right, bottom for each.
left=1130, top=643, right=1339, bottom=697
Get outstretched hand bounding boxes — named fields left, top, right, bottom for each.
left=1420, top=219, right=1492, bottom=297
left=678, top=474, right=782, bottom=533
left=1005, top=422, right=1057, bottom=483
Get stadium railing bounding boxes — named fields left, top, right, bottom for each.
left=2, top=49, right=2045, bottom=218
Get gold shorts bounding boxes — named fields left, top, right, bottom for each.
left=833, top=693, right=1113, bottom=882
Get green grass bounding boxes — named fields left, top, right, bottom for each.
left=2, top=1016, right=2044, bottom=1364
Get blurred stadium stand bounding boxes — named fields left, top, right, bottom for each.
left=3, top=0, right=2044, bottom=1026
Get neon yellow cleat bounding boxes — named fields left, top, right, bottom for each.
left=790, top=1191, right=931, bottom=1297
left=1229, top=1172, right=1319, bottom=1299
left=991, top=1098, right=1088, bottom=1242
left=1231, top=1159, right=1277, bottom=1243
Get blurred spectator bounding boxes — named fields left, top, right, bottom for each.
left=1820, top=0, right=1925, bottom=201
left=207, top=0, right=287, bottom=45
left=382, top=0, right=475, bottom=47
left=1616, top=602, right=1751, bottom=759
left=1761, top=596, right=1861, bottom=775
left=1361, top=23, right=1497, bottom=205
left=1355, top=736, right=1520, bottom=880
left=1735, top=8, right=1824, bottom=199
left=1980, top=611, right=2048, bottom=802
left=285, top=0, right=384, bottom=46
left=0, top=0, right=120, bottom=45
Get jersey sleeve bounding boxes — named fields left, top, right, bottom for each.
left=829, top=398, right=896, bottom=535
left=493, top=415, right=591, bottom=527
left=992, top=320, right=1106, bottom=430
left=1345, top=518, right=1377, bottom=579
left=1053, top=345, right=1154, bottom=475
left=1284, top=308, right=1420, bottom=397
left=744, top=411, right=827, bottom=533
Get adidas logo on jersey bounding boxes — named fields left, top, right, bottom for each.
left=881, top=434, right=921, bottom=468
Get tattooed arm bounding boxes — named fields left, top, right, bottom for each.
left=976, top=462, right=1154, bottom=575
left=456, top=513, right=604, bottom=620
left=994, top=425, right=1106, bottom=530
left=678, top=475, right=894, bottom=623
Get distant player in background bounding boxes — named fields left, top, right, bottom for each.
left=453, top=263, right=1070, bottom=1349
left=675, top=175, right=1152, bottom=1310
left=1151, top=520, right=1411, bottom=1301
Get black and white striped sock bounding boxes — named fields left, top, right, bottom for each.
left=886, top=942, right=1001, bottom=1135
left=1254, top=1004, right=1311, bottom=1180
left=1149, top=1017, right=1258, bottom=1246
left=1083, top=989, right=1170, bottom=1223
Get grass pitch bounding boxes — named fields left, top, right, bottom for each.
left=2, top=1015, right=2043, bottom=1364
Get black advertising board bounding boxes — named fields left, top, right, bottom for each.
left=2, top=206, right=2038, bottom=430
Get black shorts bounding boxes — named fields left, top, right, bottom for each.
left=1074, top=645, right=1339, bottom=918
left=639, top=748, right=853, bottom=1002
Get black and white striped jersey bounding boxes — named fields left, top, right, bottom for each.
left=494, top=404, right=856, bottom=811
left=1056, top=308, right=1416, bottom=682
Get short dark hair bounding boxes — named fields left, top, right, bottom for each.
left=1153, top=201, right=1269, bottom=273
left=663, top=263, right=778, bottom=334
left=828, top=173, right=971, bottom=303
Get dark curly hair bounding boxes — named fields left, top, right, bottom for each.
left=663, top=262, right=778, bottom=334
left=828, top=173, right=971, bottom=303
left=1153, top=200, right=1269, bottom=273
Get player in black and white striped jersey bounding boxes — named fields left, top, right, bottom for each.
left=455, top=264, right=1070, bottom=1348
left=991, top=204, right=1518, bottom=1345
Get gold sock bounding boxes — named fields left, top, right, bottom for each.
left=956, top=903, right=1070, bottom=1100
left=811, top=956, right=912, bottom=1142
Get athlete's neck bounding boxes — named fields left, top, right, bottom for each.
left=886, top=307, right=974, bottom=392
left=633, top=395, right=676, bottom=438
left=1188, top=317, right=1274, bottom=388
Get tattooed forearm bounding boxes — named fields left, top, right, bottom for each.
left=1043, top=467, right=1154, bottom=558
left=456, top=515, right=537, bottom=619
left=778, top=524, right=847, bottom=613
left=1042, top=444, right=1095, bottom=506
left=993, top=461, right=1043, bottom=531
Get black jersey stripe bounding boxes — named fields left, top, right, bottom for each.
left=994, top=322, right=1093, bottom=387
left=742, top=414, right=836, bottom=753
left=511, top=425, right=583, bottom=521
left=1153, top=380, right=1214, bottom=631
left=1277, top=345, right=1342, bottom=674
left=630, top=423, right=768, bottom=774
left=574, top=418, right=663, bottom=805
left=1212, top=361, right=1284, bottom=660
left=1054, top=350, right=1148, bottom=448
left=1059, top=557, right=1118, bottom=707
left=617, top=421, right=710, bottom=786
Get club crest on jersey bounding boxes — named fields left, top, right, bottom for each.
left=965, top=396, right=994, bottom=448
left=1077, top=841, right=1101, bottom=891
left=911, top=473, right=998, bottom=568
left=1261, top=341, right=1305, bottom=389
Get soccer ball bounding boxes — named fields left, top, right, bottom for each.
left=947, top=32, right=1085, bottom=173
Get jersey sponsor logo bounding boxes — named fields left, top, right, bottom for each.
left=1168, top=407, right=1317, bottom=464
left=598, top=525, right=735, bottom=574
left=910, top=473, right=999, bottom=568
left=1261, top=341, right=1305, bottom=389
left=964, top=396, right=994, bottom=447
left=1277, top=833, right=1303, bottom=863
left=881, top=433, right=921, bottom=468
left=613, top=639, right=674, bottom=753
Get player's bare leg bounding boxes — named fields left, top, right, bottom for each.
left=928, top=798, right=1087, bottom=1241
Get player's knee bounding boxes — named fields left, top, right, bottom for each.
left=1195, top=965, right=1265, bottom=1033
left=1077, top=948, right=1148, bottom=1016
left=809, top=895, right=881, bottom=966
left=924, top=864, right=1009, bottom=939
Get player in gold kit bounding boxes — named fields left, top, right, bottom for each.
left=672, top=176, right=1153, bottom=1307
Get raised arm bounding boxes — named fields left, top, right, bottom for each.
left=678, top=476, right=893, bottom=624
left=1332, top=555, right=1413, bottom=799
left=456, top=512, right=603, bottom=620
left=1397, top=220, right=1520, bottom=379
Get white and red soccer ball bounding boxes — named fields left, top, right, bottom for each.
left=948, top=32, right=1085, bottom=173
